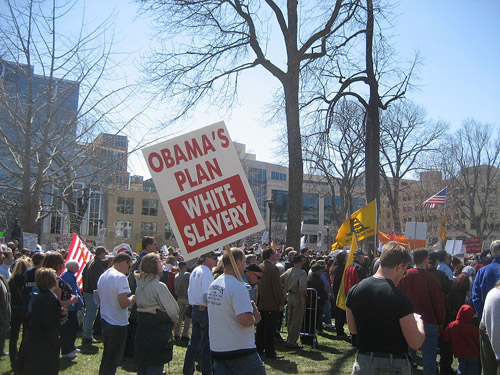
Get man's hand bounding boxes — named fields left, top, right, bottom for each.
left=251, top=301, right=261, bottom=324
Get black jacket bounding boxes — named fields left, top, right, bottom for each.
left=82, top=256, right=107, bottom=293
left=134, top=310, right=173, bottom=366
left=20, top=289, right=61, bottom=375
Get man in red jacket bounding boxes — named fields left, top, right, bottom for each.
left=444, top=304, right=479, bottom=375
left=344, top=250, right=367, bottom=295
left=399, top=249, right=445, bottom=375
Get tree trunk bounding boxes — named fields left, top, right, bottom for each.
left=364, top=0, right=380, bottom=209
left=284, top=78, right=303, bottom=251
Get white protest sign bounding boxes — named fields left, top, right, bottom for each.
left=57, top=234, right=73, bottom=249
left=404, top=222, right=427, bottom=240
left=445, top=240, right=463, bottom=255
left=23, top=232, right=38, bottom=252
left=142, top=121, right=265, bottom=261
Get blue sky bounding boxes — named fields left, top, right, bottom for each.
left=75, top=0, right=500, bottom=177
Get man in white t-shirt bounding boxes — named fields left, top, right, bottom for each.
left=97, top=253, right=135, bottom=375
left=207, top=248, right=266, bottom=375
left=183, top=251, right=220, bottom=375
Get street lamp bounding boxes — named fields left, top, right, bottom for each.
left=325, top=226, right=330, bottom=251
left=265, top=199, right=274, bottom=246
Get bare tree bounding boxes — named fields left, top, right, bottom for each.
left=379, top=100, right=447, bottom=234
left=313, top=0, right=418, bottom=209
left=441, top=120, right=500, bottom=240
left=303, top=98, right=365, bottom=228
left=138, top=0, right=366, bottom=250
left=0, top=0, right=134, bottom=235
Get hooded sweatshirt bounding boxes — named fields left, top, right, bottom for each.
left=444, top=304, right=479, bottom=359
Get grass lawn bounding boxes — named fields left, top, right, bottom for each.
left=0, top=329, right=358, bottom=375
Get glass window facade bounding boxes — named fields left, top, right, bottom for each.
left=248, top=167, right=267, bottom=218
left=142, top=199, right=158, bottom=216
left=271, top=171, right=286, bottom=181
left=141, top=222, right=157, bottom=237
left=87, top=192, right=101, bottom=236
left=165, top=223, right=175, bottom=240
left=302, top=193, right=319, bottom=224
left=117, top=197, right=134, bottom=214
left=115, top=221, right=132, bottom=238
left=272, top=190, right=288, bottom=223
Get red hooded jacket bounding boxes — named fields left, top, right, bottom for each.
left=443, top=304, right=479, bottom=359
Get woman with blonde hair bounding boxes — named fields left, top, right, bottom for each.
left=134, top=253, right=179, bottom=375
left=8, top=256, right=32, bottom=372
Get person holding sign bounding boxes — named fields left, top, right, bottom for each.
left=207, top=248, right=265, bottom=375
left=183, top=251, right=220, bottom=375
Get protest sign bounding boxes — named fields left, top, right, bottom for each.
left=56, top=233, right=73, bottom=249
left=465, top=237, right=482, bottom=254
left=445, top=240, right=463, bottom=255
left=23, top=232, right=38, bottom=252
left=142, top=121, right=265, bottom=261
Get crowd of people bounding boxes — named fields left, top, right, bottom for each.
left=0, top=236, right=498, bottom=375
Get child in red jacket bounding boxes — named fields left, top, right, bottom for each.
left=444, top=304, right=479, bottom=375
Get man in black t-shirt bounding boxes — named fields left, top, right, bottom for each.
left=345, top=242, right=425, bottom=375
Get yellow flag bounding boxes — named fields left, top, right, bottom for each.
left=336, top=233, right=358, bottom=310
left=335, top=200, right=377, bottom=247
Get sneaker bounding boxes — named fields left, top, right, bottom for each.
left=73, top=348, right=81, bottom=353
left=61, top=352, right=77, bottom=359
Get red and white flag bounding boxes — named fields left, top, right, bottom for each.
left=422, top=187, right=447, bottom=208
left=63, top=234, right=94, bottom=289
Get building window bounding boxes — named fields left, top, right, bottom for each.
left=115, top=221, right=132, bottom=238
left=248, top=167, right=267, bottom=218
left=272, top=190, right=288, bottom=223
left=141, top=222, right=157, bottom=237
left=302, top=193, right=319, bottom=224
left=87, top=192, right=102, bottom=236
left=165, top=223, right=175, bottom=240
left=308, top=234, right=318, bottom=244
left=142, top=199, right=158, bottom=216
left=117, top=197, right=134, bottom=214
left=50, top=215, right=63, bottom=234
left=271, top=171, right=287, bottom=181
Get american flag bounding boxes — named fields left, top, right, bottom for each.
left=62, top=234, right=94, bottom=289
left=422, top=187, right=447, bottom=208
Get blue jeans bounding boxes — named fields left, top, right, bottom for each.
left=99, top=320, right=128, bottom=375
left=137, top=365, right=164, bottom=375
left=458, top=358, right=479, bottom=375
left=83, top=292, right=98, bottom=339
left=322, top=299, right=332, bottom=325
left=183, top=306, right=212, bottom=375
left=409, top=323, right=438, bottom=375
left=213, top=352, right=266, bottom=375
